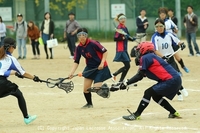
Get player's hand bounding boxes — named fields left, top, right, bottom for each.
left=119, top=80, right=129, bottom=90
left=98, top=63, right=104, bottom=70
left=132, top=37, right=136, bottom=41
left=180, top=43, right=186, bottom=50
left=162, top=56, right=170, bottom=61
left=68, top=74, right=74, bottom=79
left=33, top=75, right=41, bottom=82
left=15, top=72, right=24, bottom=79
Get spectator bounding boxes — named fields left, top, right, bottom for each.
left=0, top=16, right=6, bottom=47
left=13, top=13, right=27, bottom=59
left=64, top=12, right=80, bottom=59
left=40, top=12, right=55, bottom=59
left=183, top=5, right=200, bottom=56
left=136, top=9, right=148, bottom=44
left=27, top=21, right=40, bottom=59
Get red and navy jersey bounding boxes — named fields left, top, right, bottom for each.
left=139, top=53, right=179, bottom=82
left=74, top=39, right=108, bottom=68
left=114, top=23, right=129, bottom=52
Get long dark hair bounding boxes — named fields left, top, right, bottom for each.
left=0, top=16, right=3, bottom=22
left=44, top=12, right=51, bottom=19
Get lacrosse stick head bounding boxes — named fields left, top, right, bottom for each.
left=46, top=78, right=60, bottom=88
left=57, top=81, right=74, bottom=93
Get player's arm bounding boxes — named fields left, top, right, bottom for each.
left=69, top=63, right=79, bottom=79
left=99, top=50, right=108, bottom=70
left=127, top=70, right=145, bottom=85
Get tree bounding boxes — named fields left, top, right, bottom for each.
left=35, top=0, right=87, bottom=15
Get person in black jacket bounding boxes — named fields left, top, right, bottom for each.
left=40, top=12, right=55, bottom=59
left=136, top=9, right=148, bottom=44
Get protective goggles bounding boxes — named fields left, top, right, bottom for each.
left=77, top=32, right=88, bottom=38
left=155, top=24, right=165, bottom=28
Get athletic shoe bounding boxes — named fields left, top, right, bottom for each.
left=196, top=53, right=200, bottom=57
left=24, top=115, right=37, bottom=124
left=17, top=56, right=22, bottom=60
left=182, top=67, right=189, bottom=73
left=69, top=56, right=74, bottom=59
left=81, top=104, right=93, bottom=109
left=188, top=54, right=194, bottom=57
left=177, top=94, right=183, bottom=101
left=122, top=113, right=140, bottom=120
left=168, top=112, right=181, bottom=118
left=23, top=56, right=26, bottom=59
left=181, top=88, right=188, bottom=97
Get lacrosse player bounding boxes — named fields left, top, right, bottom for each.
left=119, top=42, right=182, bottom=120
left=151, top=18, right=188, bottom=101
left=69, top=28, right=112, bottom=108
left=158, top=7, right=190, bottom=74
left=111, top=13, right=136, bottom=89
left=0, top=37, right=41, bottom=124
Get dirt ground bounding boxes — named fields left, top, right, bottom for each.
left=0, top=40, right=200, bottom=133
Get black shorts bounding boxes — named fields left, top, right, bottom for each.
left=0, top=76, right=18, bottom=98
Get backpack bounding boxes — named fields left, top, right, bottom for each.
left=16, top=21, right=26, bottom=31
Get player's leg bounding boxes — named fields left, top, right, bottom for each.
left=119, top=61, right=130, bottom=82
left=67, top=34, right=74, bottom=58
left=174, top=53, right=189, bottom=73
left=152, top=95, right=181, bottom=118
left=31, top=40, right=36, bottom=58
left=82, top=78, right=93, bottom=108
left=122, top=87, right=155, bottom=120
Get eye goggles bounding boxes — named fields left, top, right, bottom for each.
left=77, top=32, right=88, bottom=38
left=155, top=24, right=165, bottom=28
left=118, top=15, right=126, bottom=20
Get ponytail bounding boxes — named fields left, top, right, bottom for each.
left=0, top=46, right=6, bottom=60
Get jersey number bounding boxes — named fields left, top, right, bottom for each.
left=162, top=43, right=169, bottom=49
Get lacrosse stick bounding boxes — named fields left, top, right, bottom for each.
left=113, top=21, right=146, bottom=40
left=42, top=68, right=98, bottom=93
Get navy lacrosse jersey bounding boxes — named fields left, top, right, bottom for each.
left=74, top=39, right=108, bottom=68
left=139, top=53, right=179, bottom=82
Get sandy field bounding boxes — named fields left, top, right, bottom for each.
left=0, top=40, right=200, bottom=133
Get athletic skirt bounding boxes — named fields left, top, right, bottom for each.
left=0, top=76, right=18, bottom=98
left=82, top=66, right=112, bottom=83
left=113, top=51, right=131, bottom=62
left=152, top=75, right=181, bottom=100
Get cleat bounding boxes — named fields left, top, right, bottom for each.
left=24, top=115, right=37, bottom=125
left=177, top=94, right=183, bottom=101
left=81, top=104, right=93, bottom=109
left=181, top=88, right=188, bottom=97
left=122, top=113, right=140, bottom=120
left=110, top=82, right=121, bottom=92
left=183, top=67, right=189, bottom=73
left=168, top=112, right=182, bottom=119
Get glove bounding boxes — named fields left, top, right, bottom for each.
left=180, top=43, right=186, bottom=50
left=33, top=75, right=41, bottom=82
left=119, top=79, right=129, bottom=90
left=15, top=72, right=24, bottom=79
left=135, top=57, right=140, bottom=66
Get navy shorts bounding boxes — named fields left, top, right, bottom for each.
left=82, top=66, right=112, bottom=83
left=152, top=75, right=182, bottom=100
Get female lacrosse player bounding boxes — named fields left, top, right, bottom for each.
left=120, top=42, right=182, bottom=120
left=151, top=18, right=188, bottom=101
left=112, top=13, right=135, bottom=87
left=0, top=37, right=41, bottom=124
left=68, top=28, right=112, bottom=108
left=158, top=7, right=189, bottom=74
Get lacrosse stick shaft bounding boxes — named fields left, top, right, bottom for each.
left=167, top=48, right=181, bottom=59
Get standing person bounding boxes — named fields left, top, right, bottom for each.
left=158, top=7, right=189, bottom=74
left=111, top=13, right=135, bottom=86
left=0, top=16, right=6, bottom=47
left=68, top=28, right=111, bottom=108
left=151, top=19, right=188, bottom=101
left=183, top=5, right=200, bottom=57
left=167, top=9, right=178, bottom=25
left=118, top=42, right=182, bottom=120
left=136, top=9, right=148, bottom=44
left=40, top=12, right=55, bottom=59
left=64, top=12, right=80, bottom=59
left=0, top=37, right=41, bottom=124
left=27, top=21, right=40, bottom=59
left=13, top=13, right=27, bottom=59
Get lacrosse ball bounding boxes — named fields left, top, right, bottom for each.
left=134, top=84, right=137, bottom=86
left=78, top=73, right=82, bottom=77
